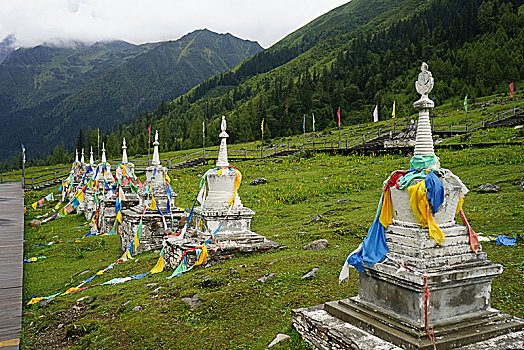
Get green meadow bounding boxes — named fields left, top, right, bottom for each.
left=20, top=140, right=523, bottom=349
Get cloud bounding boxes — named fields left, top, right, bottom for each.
left=0, top=0, right=349, bottom=48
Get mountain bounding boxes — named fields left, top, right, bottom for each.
left=111, top=0, right=522, bottom=156
left=0, top=29, right=262, bottom=162
left=0, top=34, right=16, bottom=64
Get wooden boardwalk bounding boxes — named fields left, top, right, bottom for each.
left=0, top=183, right=23, bottom=350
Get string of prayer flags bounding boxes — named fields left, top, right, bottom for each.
left=24, top=256, right=47, bottom=263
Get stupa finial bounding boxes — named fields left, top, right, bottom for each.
left=81, top=148, right=85, bottom=164
left=413, top=62, right=436, bottom=159
left=101, top=142, right=107, bottom=164
left=89, top=147, right=94, bottom=165
left=122, top=138, right=128, bottom=164
left=152, top=130, right=160, bottom=166
left=216, top=116, right=229, bottom=167
left=75, top=149, right=79, bottom=163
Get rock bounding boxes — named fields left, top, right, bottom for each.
left=520, top=175, right=524, bottom=191
left=309, top=214, right=322, bottom=222
left=182, top=293, right=202, bottom=309
left=336, top=199, right=350, bottom=204
left=303, top=239, right=329, bottom=251
left=477, top=183, right=501, bottom=193
left=122, top=301, right=131, bottom=306
left=145, top=283, right=157, bottom=287
left=58, top=323, right=64, bottom=329
left=29, top=219, right=42, bottom=227
left=267, top=333, right=290, bottom=347
left=249, top=177, right=268, bottom=186
left=131, top=306, right=143, bottom=311
left=76, top=296, right=94, bottom=304
left=257, top=273, right=275, bottom=283
left=301, top=267, right=319, bottom=279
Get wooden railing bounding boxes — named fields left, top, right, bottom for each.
left=3, top=104, right=520, bottom=191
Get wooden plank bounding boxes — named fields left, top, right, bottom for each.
left=0, top=182, right=23, bottom=348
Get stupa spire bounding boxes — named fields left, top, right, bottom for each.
left=89, top=147, right=94, bottom=165
left=413, top=62, right=435, bottom=157
left=101, top=143, right=107, bottom=164
left=152, top=130, right=160, bottom=166
left=81, top=148, right=85, bottom=164
left=122, top=138, right=128, bottom=164
left=216, top=116, right=229, bottom=167
left=75, top=149, right=79, bottom=163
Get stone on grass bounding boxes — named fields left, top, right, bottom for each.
left=145, top=283, right=157, bottom=287
left=182, top=293, right=201, bottom=309
left=303, top=239, right=329, bottom=251
left=336, top=198, right=350, bottom=204
left=131, top=305, right=143, bottom=311
left=267, top=333, right=290, bottom=347
left=29, top=219, right=42, bottom=227
left=257, top=273, right=275, bottom=283
left=249, top=177, right=268, bottom=186
left=477, top=183, right=501, bottom=193
left=309, top=214, right=322, bottom=222
left=301, top=267, right=319, bottom=279
left=76, top=296, right=94, bottom=304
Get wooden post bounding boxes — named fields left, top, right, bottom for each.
left=185, top=154, right=188, bottom=162
left=54, top=170, right=57, bottom=181
left=31, top=176, right=34, bottom=188
left=169, top=159, right=172, bottom=167
left=450, top=124, right=452, bottom=132
left=245, top=149, right=247, bottom=159
left=394, top=121, right=397, bottom=133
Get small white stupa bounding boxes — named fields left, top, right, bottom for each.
left=120, top=131, right=187, bottom=253
left=162, top=115, right=279, bottom=270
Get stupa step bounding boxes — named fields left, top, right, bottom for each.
left=322, top=298, right=524, bottom=350
left=386, top=241, right=479, bottom=260
left=386, top=230, right=470, bottom=249
left=384, top=251, right=489, bottom=270
left=386, top=223, right=466, bottom=239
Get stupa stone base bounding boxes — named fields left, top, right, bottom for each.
left=120, top=207, right=187, bottom=254
left=163, top=229, right=279, bottom=269
left=97, top=192, right=139, bottom=233
left=293, top=302, right=524, bottom=350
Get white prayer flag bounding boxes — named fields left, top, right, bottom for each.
left=373, top=105, right=379, bottom=123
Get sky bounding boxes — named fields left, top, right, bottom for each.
left=0, top=0, right=349, bottom=49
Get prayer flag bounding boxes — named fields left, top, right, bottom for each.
left=149, top=195, right=157, bottom=210
left=373, top=105, right=378, bottom=123
left=202, top=120, right=205, bottom=137
left=37, top=198, right=45, bottom=207
left=31, top=202, right=38, bottom=210
left=76, top=191, right=84, bottom=202
left=510, top=82, right=514, bottom=98
left=148, top=124, right=151, bottom=144
left=150, top=248, right=165, bottom=274
left=392, top=101, right=396, bottom=118
left=21, top=144, right=26, bottom=164
left=312, top=114, right=315, bottom=132
left=337, top=107, right=341, bottom=126
left=261, top=118, right=264, bottom=136
left=197, top=183, right=206, bottom=205
left=302, top=115, right=306, bottom=131
left=464, top=95, right=468, bottom=112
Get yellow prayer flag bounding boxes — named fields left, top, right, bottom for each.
left=379, top=187, right=393, bottom=227
left=194, top=246, right=208, bottom=266
left=76, top=191, right=84, bottom=202
left=31, top=202, right=38, bottom=210
left=27, top=297, right=44, bottom=305
left=261, top=118, right=264, bottom=136
left=116, top=211, right=122, bottom=223
left=392, top=100, right=396, bottom=118
left=217, top=168, right=224, bottom=176
left=149, top=195, right=157, bottom=210
left=150, top=255, right=165, bottom=274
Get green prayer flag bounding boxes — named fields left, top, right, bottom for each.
left=464, top=95, right=468, bottom=112
left=312, top=114, right=315, bottom=132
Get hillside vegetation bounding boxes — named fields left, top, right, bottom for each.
left=105, top=0, right=522, bottom=159
left=0, top=30, right=262, bottom=162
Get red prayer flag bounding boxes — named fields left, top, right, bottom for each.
left=510, top=82, right=514, bottom=98
left=337, top=107, right=341, bottom=127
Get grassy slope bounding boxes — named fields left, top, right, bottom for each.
left=20, top=140, right=523, bottom=349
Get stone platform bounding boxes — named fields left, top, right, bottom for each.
left=163, top=229, right=279, bottom=269
left=120, top=207, right=187, bottom=253
left=293, top=303, right=524, bottom=350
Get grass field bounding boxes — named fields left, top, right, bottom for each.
left=20, top=140, right=523, bottom=349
